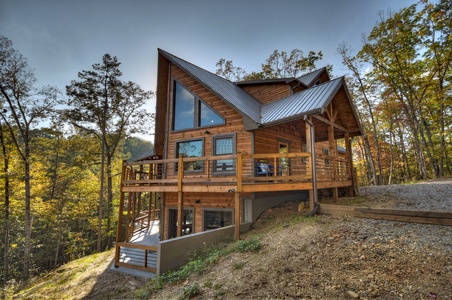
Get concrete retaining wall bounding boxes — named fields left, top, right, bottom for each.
left=157, top=223, right=251, bottom=275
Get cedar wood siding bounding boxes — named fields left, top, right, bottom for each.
left=162, top=64, right=253, bottom=237
left=241, top=83, right=292, bottom=104
left=253, top=121, right=306, bottom=154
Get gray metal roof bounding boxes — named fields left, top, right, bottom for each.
left=159, top=49, right=261, bottom=127
left=297, top=67, right=326, bottom=86
left=260, top=77, right=344, bottom=126
left=158, top=50, right=348, bottom=129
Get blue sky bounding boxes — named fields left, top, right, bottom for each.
left=1, top=0, right=421, bottom=121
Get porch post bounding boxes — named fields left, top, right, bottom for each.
left=305, top=118, right=317, bottom=211
left=345, top=133, right=355, bottom=196
left=177, top=155, right=184, bottom=237
left=328, top=125, right=338, bottom=202
left=235, top=152, right=243, bottom=240
left=115, top=160, right=127, bottom=267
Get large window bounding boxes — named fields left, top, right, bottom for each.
left=203, top=209, right=233, bottom=231
left=176, top=139, right=204, bottom=171
left=168, top=208, right=193, bottom=238
left=173, top=81, right=224, bottom=131
left=213, top=134, right=235, bottom=173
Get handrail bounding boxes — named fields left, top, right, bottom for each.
left=121, top=151, right=349, bottom=186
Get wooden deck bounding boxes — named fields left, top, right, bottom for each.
left=121, top=152, right=354, bottom=194
left=114, top=220, right=160, bottom=274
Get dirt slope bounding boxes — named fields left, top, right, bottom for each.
left=10, top=181, right=452, bottom=299
left=152, top=201, right=451, bottom=299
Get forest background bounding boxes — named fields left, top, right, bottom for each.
left=1, top=0, right=451, bottom=287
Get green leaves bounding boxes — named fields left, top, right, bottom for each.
left=216, top=48, right=325, bottom=81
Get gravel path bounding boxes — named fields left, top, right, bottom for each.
left=358, top=179, right=452, bottom=253
left=359, top=179, right=452, bottom=211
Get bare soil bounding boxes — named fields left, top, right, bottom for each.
left=150, top=182, right=452, bottom=300
left=11, top=181, right=452, bottom=300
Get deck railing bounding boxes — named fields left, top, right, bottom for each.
left=122, top=152, right=316, bottom=187
left=121, top=151, right=349, bottom=190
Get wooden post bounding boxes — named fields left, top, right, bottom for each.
left=234, top=192, right=241, bottom=240
left=177, top=155, right=184, bottom=237
left=328, top=125, right=338, bottom=202
left=125, top=192, right=132, bottom=242
left=161, top=193, right=167, bottom=240
left=235, top=152, right=243, bottom=240
left=115, top=161, right=127, bottom=267
left=345, top=133, right=355, bottom=196
left=306, top=120, right=314, bottom=211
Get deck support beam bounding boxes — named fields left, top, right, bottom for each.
left=328, top=125, right=338, bottom=202
left=305, top=117, right=317, bottom=211
left=345, top=133, right=355, bottom=196
left=234, top=192, right=241, bottom=240
left=177, top=156, right=184, bottom=237
left=235, top=152, right=243, bottom=240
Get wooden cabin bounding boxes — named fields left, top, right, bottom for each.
left=114, top=49, right=362, bottom=273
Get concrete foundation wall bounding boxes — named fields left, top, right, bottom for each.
left=157, top=223, right=251, bottom=275
left=251, top=190, right=309, bottom=222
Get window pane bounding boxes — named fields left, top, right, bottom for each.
left=204, top=210, right=233, bottom=231
left=173, top=82, right=195, bottom=130
left=214, top=137, right=234, bottom=172
left=177, top=140, right=203, bottom=171
left=200, top=102, right=223, bottom=127
left=215, top=138, right=232, bottom=155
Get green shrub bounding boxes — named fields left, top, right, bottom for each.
left=236, top=238, right=262, bottom=253
left=179, top=283, right=200, bottom=299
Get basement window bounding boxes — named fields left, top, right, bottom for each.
left=203, top=209, right=233, bottom=231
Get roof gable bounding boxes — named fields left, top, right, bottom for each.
left=157, top=50, right=361, bottom=137
left=296, top=67, right=329, bottom=87
left=261, top=77, right=343, bottom=126
left=158, top=49, right=261, bottom=129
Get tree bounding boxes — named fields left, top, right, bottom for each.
left=216, top=48, right=327, bottom=81
left=338, top=43, right=383, bottom=185
left=65, top=54, right=153, bottom=251
left=0, top=35, right=62, bottom=279
left=0, top=120, right=11, bottom=282
left=358, top=1, right=452, bottom=180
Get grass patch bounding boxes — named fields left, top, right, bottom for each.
left=236, top=237, right=262, bottom=253
left=179, top=283, right=201, bottom=299
left=136, top=242, right=236, bottom=298
left=136, top=237, right=264, bottom=298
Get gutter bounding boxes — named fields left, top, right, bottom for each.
left=304, top=115, right=319, bottom=217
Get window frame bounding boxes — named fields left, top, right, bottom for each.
left=175, top=138, right=205, bottom=173
left=168, top=207, right=194, bottom=238
left=172, top=80, right=225, bottom=132
left=212, top=133, right=236, bottom=174
left=202, top=208, right=234, bottom=231
left=323, top=147, right=331, bottom=167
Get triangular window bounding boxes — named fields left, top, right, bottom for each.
left=173, top=81, right=224, bottom=131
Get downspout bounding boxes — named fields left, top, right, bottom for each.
left=304, top=115, right=319, bottom=217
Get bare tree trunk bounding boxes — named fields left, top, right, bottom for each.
left=1, top=125, right=10, bottom=283
left=23, top=136, right=31, bottom=280
left=54, top=207, right=63, bottom=268
left=337, top=43, right=383, bottom=184
left=51, top=134, right=60, bottom=198
left=362, top=135, right=377, bottom=185
left=387, top=129, right=394, bottom=185
left=106, top=153, right=113, bottom=249
left=98, top=74, right=109, bottom=253
left=98, top=139, right=105, bottom=253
